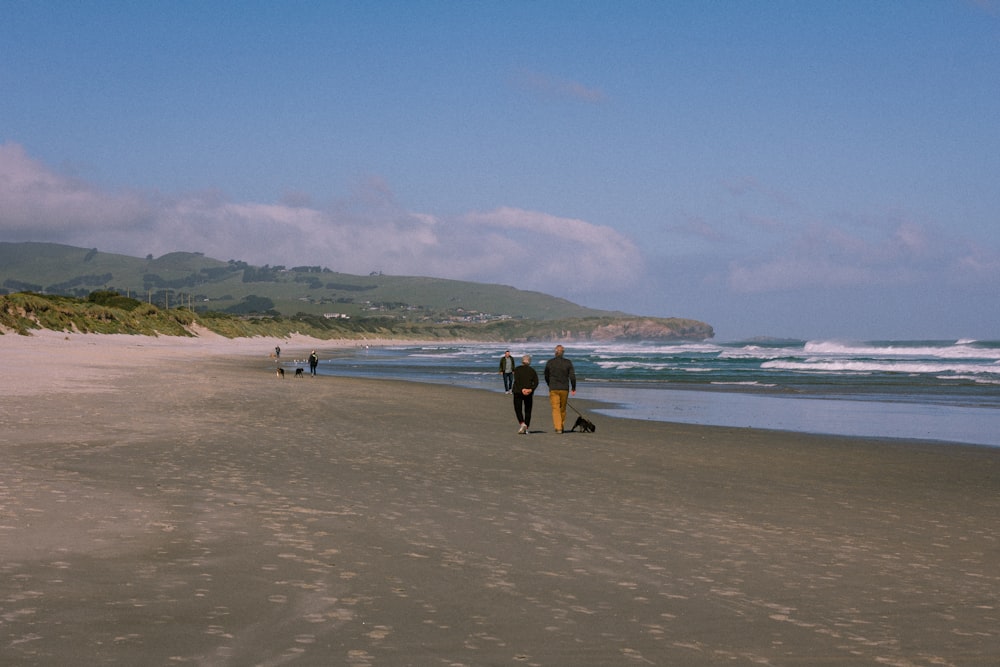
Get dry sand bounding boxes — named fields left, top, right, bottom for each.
left=1, top=330, right=998, bottom=666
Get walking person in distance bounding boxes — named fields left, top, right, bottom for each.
left=512, top=354, right=539, bottom=434
left=544, top=344, right=576, bottom=433
left=498, top=350, right=515, bottom=394
left=308, top=350, right=319, bottom=376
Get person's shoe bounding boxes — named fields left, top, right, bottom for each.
left=555, top=429, right=562, bottom=434
left=518, top=423, right=527, bottom=434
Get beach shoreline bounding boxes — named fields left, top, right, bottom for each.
left=0, top=328, right=443, bottom=396
left=326, top=340, right=1000, bottom=448
left=2, top=331, right=998, bottom=664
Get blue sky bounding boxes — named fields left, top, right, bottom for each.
left=2, top=1, right=998, bottom=340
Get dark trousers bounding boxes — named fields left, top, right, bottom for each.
left=503, top=372, right=513, bottom=392
left=513, top=392, right=533, bottom=427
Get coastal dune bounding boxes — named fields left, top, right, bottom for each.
left=2, top=331, right=998, bottom=665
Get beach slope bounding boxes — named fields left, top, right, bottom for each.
left=2, top=332, right=998, bottom=665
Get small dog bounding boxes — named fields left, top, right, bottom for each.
left=276, top=367, right=285, bottom=378
left=294, top=368, right=305, bottom=377
left=571, top=415, right=596, bottom=433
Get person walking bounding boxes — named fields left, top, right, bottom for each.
left=544, top=344, right=576, bottom=433
left=498, top=350, right=515, bottom=394
left=308, top=350, right=319, bottom=376
left=512, top=354, right=539, bottom=434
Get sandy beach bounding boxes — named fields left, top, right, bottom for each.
left=1, top=330, right=998, bottom=666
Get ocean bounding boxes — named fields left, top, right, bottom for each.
left=316, top=339, right=1000, bottom=448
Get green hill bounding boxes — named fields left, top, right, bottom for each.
left=0, top=242, right=713, bottom=341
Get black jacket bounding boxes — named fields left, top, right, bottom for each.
left=512, top=364, right=539, bottom=393
left=544, top=356, right=576, bottom=391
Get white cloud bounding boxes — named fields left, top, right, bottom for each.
left=726, top=216, right=995, bottom=293
left=0, top=143, right=150, bottom=236
left=728, top=256, right=880, bottom=293
left=953, top=244, right=1000, bottom=283
left=669, top=215, right=725, bottom=242
left=458, top=207, right=645, bottom=293
left=0, top=143, right=643, bottom=299
left=511, top=69, right=607, bottom=103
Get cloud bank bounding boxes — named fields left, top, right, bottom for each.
left=3, top=142, right=997, bottom=335
left=726, top=217, right=998, bottom=294
left=511, top=69, right=607, bottom=103
left=0, top=143, right=642, bottom=300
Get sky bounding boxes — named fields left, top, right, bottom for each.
left=2, top=1, right=999, bottom=341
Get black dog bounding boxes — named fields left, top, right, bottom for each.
left=570, top=415, right=596, bottom=433
left=294, top=368, right=305, bottom=377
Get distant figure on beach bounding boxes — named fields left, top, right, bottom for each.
left=275, top=345, right=281, bottom=359
left=512, top=354, right=539, bottom=434
left=308, top=350, right=319, bottom=376
left=498, top=350, right=515, bottom=394
left=544, top=344, right=576, bottom=433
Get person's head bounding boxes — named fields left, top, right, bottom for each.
left=554, top=345, right=564, bottom=357
left=521, top=354, right=531, bottom=365
left=505, top=350, right=511, bottom=356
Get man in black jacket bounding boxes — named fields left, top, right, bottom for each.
left=543, top=345, right=576, bottom=433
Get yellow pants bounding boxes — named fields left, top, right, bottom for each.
left=549, top=390, right=569, bottom=432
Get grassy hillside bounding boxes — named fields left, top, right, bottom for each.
left=0, top=292, right=713, bottom=342
left=0, top=242, right=714, bottom=341
left=0, top=242, right=620, bottom=321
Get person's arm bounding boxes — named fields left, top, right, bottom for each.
left=569, top=362, right=577, bottom=393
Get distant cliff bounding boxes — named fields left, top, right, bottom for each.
left=477, top=316, right=713, bottom=342
left=581, top=317, right=713, bottom=341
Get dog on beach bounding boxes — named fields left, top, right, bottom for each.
left=276, top=367, right=285, bottom=378
left=570, top=415, right=596, bottom=433
left=295, top=368, right=305, bottom=377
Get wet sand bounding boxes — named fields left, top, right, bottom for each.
left=2, top=332, right=998, bottom=665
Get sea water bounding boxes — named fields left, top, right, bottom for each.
left=318, top=339, right=1000, bottom=447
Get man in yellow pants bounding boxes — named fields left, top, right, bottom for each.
left=544, top=345, right=577, bottom=433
